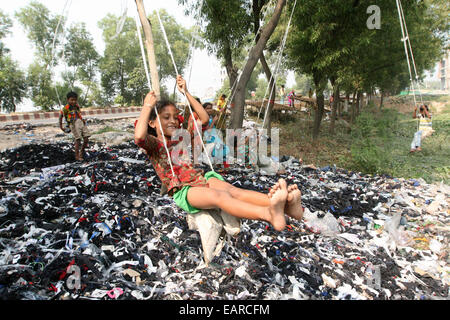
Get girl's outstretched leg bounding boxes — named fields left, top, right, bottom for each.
left=207, top=177, right=270, bottom=207
left=186, top=180, right=288, bottom=231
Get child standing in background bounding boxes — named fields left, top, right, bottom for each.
left=59, top=91, right=90, bottom=161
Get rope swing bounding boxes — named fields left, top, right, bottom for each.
left=155, top=8, right=215, bottom=172
left=49, top=0, right=73, bottom=108
left=259, top=0, right=297, bottom=129
left=135, top=9, right=176, bottom=178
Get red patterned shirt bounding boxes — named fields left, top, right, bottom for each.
left=135, top=134, right=208, bottom=195
left=60, top=104, right=83, bottom=124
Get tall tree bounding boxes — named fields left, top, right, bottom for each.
left=15, top=1, right=64, bottom=68
left=178, top=0, right=252, bottom=105
left=285, top=0, right=446, bottom=140
left=0, top=10, right=12, bottom=56
left=64, top=22, right=100, bottom=106
left=99, top=10, right=196, bottom=105
left=148, top=9, right=197, bottom=83
left=16, top=1, right=65, bottom=109
left=253, top=0, right=277, bottom=131
left=98, top=14, right=143, bottom=105
left=0, top=10, right=27, bottom=113
left=231, top=0, right=286, bottom=129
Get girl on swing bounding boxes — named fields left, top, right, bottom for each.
left=134, top=75, right=304, bottom=231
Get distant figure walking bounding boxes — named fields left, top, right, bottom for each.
left=279, top=85, right=286, bottom=105
left=287, top=90, right=297, bottom=107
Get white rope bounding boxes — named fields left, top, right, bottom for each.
left=224, top=3, right=272, bottom=123
left=260, top=0, right=298, bottom=129
left=396, top=0, right=417, bottom=110
left=398, top=0, right=424, bottom=106
left=396, top=0, right=422, bottom=132
left=111, top=0, right=128, bottom=40
left=156, top=10, right=179, bottom=76
left=155, top=9, right=215, bottom=172
left=184, top=0, right=206, bottom=117
left=135, top=8, right=176, bottom=177
left=49, top=0, right=72, bottom=107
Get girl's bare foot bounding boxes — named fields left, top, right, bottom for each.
left=269, top=181, right=280, bottom=198
left=285, top=184, right=303, bottom=221
left=268, top=179, right=287, bottom=231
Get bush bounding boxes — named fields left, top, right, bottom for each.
left=350, top=108, right=395, bottom=174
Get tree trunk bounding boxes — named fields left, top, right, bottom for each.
left=231, top=0, right=286, bottom=129
left=329, top=85, right=339, bottom=134
left=313, top=92, right=324, bottom=141
left=356, top=92, right=361, bottom=116
left=135, top=0, right=161, bottom=99
left=252, top=1, right=275, bottom=132
left=379, top=90, right=384, bottom=110
left=312, top=73, right=325, bottom=141
left=223, top=41, right=238, bottom=125
left=350, top=91, right=356, bottom=123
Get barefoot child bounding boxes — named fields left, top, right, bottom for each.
left=59, top=91, right=90, bottom=161
left=135, top=75, right=303, bottom=231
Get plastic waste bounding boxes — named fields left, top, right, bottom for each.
left=0, top=139, right=448, bottom=300
left=303, top=208, right=341, bottom=236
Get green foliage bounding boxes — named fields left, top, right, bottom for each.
left=15, top=2, right=70, bottom=109
left=179, top=0, right=252, bottom=59
left=148, top=9, right=197, bottom=81
left=0, top=10, right=12, bottom=55
left=98, top=14, right=142, bottom=106
left=0, top=10, right=27, bottom=113
left=98, top=9, right=194, bottom=106
left=15, top=1, right=63, bottom=66
left=26, top=61, right=56, bottom=110
left=348, top=97, right=450, bottom=184
left=349, top=106, right=395, bottom=174
left=64, top=22, right=100, bottom=106
left=294, top=74, right=313, bottom=95
left=0, top=55, right=27, bottom=113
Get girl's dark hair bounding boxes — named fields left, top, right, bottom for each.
left=147, top=100, right=177, bottom=136
left=203, top=102, right=213, bottom=109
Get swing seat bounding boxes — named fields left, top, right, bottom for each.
left=186, top=209, right=240, bottom=265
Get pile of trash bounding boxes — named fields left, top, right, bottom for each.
left=0, top=141, right=448, bottom=300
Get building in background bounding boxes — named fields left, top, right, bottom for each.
left=437, top=49, right=450, bottom=91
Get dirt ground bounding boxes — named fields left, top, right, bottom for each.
left=0, top=118, right=135, bottom=152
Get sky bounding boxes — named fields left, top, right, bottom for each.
left=1, top=0, right=228, bottom=111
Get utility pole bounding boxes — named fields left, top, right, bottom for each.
left=135, top=0, right=161, bottom=99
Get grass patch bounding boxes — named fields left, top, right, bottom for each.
left=266, top=94, right=449, bottom=184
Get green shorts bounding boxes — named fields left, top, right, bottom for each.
left=173, top=171, right=224, bottom=214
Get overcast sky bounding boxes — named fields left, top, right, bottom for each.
left=1, top=0, right=227, bottom=111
